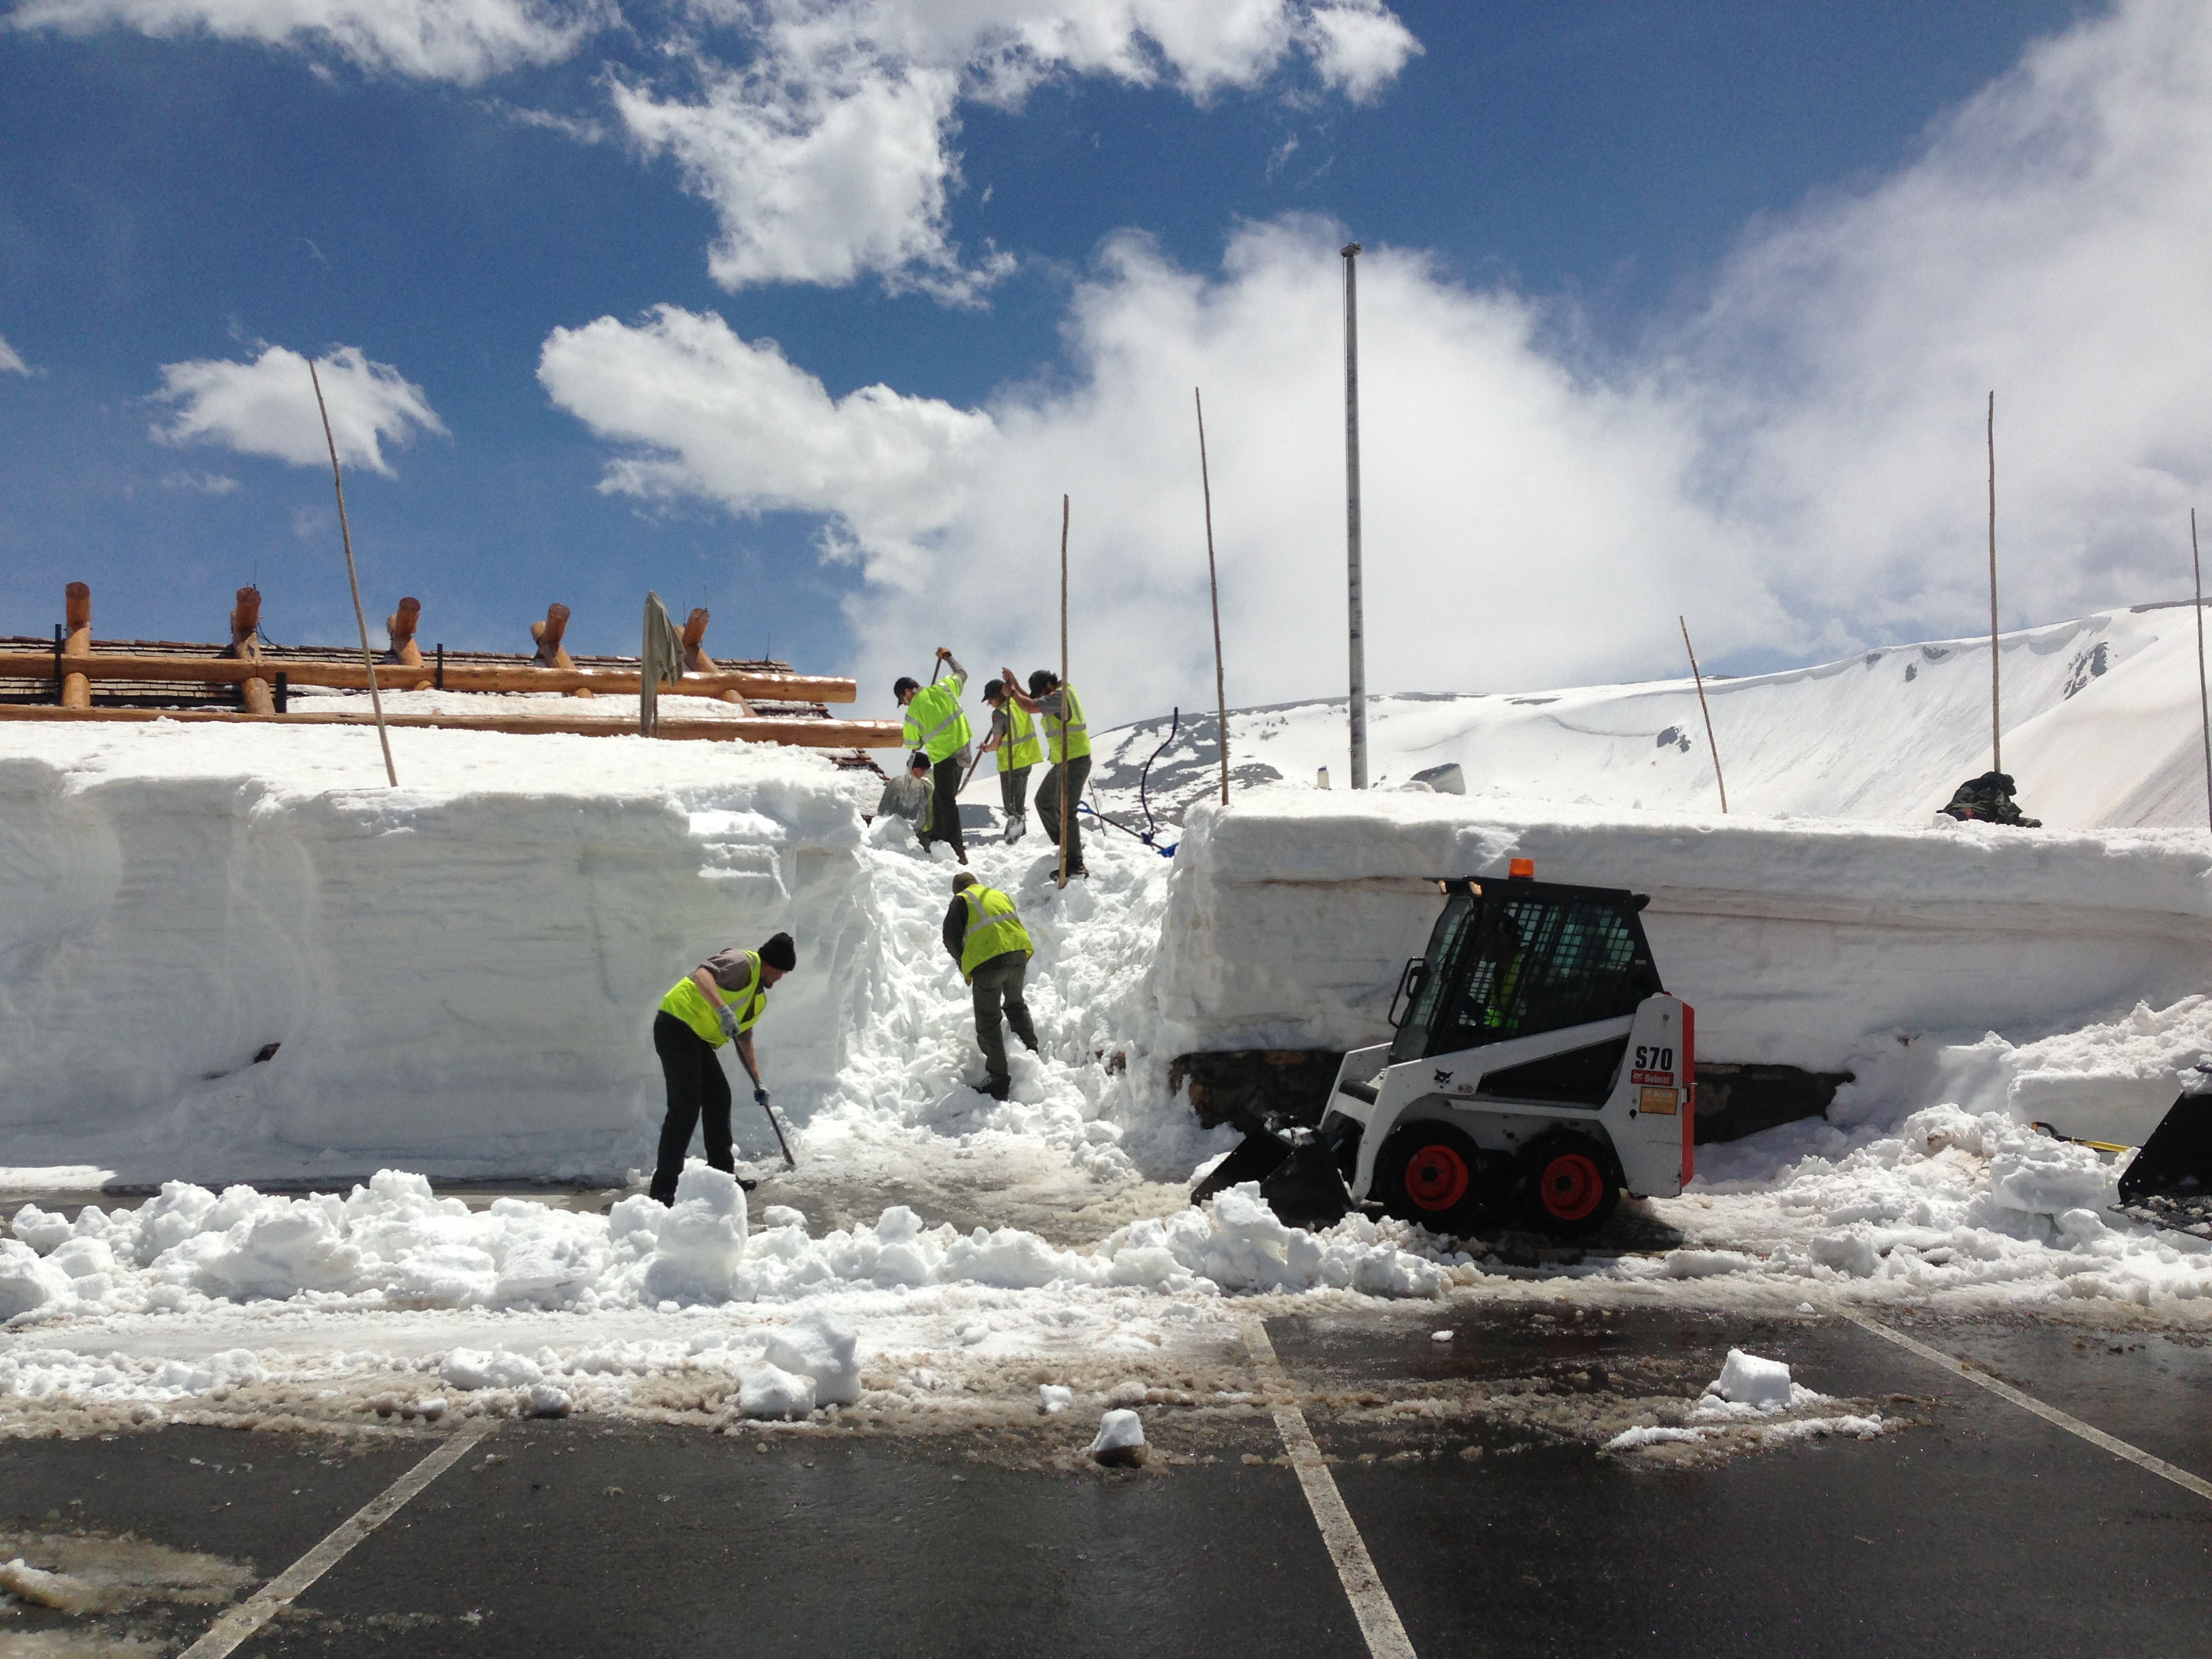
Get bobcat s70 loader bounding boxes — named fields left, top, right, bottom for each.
left=1200, top=862, right=1695, bottom=1238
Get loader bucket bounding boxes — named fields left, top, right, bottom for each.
left=1191, top=1129, right=1295, bottom=1204
left=2118, top=1092, right=2212, bottom=1206
left=1259, top=1140, right=1353, bottom=1229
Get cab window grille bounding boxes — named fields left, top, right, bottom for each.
left=1435, top=896, right=1650, bottom=1054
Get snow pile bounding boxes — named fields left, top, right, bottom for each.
left=737, top=1364, right=815, bottom=1420
left=1150, top=787, right=2212, bottom=1080
left=3, top=1174, right=1449, bottom=1326
left=1602, top=1349, right=1885, bottom=1454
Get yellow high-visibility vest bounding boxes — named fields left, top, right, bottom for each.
left=660, top=952, right=765, bottom=1047
left=958, top=884, right=1033, bottom=979
left=903, top=677, right=972, bottom=762
left=1045, top=682, right=1088, bottom=764
left=998, top=700, right=1042, bottom=772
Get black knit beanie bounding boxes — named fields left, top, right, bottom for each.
left=760, top=933, right=798, bottom=972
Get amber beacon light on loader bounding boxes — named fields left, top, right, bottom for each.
left=1198, top=860, right=1696, bottom=1238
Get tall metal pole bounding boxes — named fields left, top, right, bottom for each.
left=2193, top=508, right=2211, bottom=834
left=1341, top=241, right=1368, bottom=790
left=1057, top=493, right=1071, bottom=890
left=1195, top=388, right=1229, bottom=806
left=1988, top=390, right=2001, bottom=776
left=309, top=356, right=398, bottom=787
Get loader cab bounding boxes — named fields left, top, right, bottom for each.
left=1387, top=875, right=1661, bottom=1082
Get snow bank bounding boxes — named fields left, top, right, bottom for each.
left=0, top=722, right=878, bottom=1182
left=1150, top=790, right=2212, bottom=1076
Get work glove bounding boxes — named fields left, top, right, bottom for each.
left=717, top=1004, right=741, bottom=1041
left=754, top=1088, right=769, bottom=1108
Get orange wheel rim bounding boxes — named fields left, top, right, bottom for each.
left=1538, top=1152, right=1603, bottom=1221
left=1404, top=1143, right=1470, bottom=1210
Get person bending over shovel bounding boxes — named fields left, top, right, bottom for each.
left=943, top=873, right=1039, bottom=1101
left=650, top=932, right=797, bottom=1204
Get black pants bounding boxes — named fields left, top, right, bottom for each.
left=652, top=1010, right=732, bottom=1204
left=1037, top=754, right=1090, bottom=872
left=998, top=764, right=1030, bottom=819
left=923, top=753, right=968, bottom=859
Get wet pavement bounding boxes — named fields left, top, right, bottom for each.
left=1, top=1304, right=2207, bottom=1656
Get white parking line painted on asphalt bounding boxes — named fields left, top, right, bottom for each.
left=1843, top=1311, right=2212, bottom=1503
left=179, top=1417, right=498, bottom=1658
left=1243, top=1317, right=1418, bottom=1659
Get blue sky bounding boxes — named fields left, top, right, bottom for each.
left=10, top=0, right=2202, bottom=719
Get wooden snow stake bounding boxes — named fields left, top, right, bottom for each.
left=386, top=597, right=424, bottom=666
left=60, top=582, right=91, bottom=710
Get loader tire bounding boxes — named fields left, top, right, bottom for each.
left=1374, top=1122, right=1489, bottom=1237
left=1519, top=1133, right=1619, bottom=1237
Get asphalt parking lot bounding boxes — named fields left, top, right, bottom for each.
left=2, top=1304, right=2207, bottom=1658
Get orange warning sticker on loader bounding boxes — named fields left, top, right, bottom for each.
left=1639, top=1086, right=1680, bottom=1115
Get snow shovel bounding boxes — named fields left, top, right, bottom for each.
left=756, top=1090, right=797, bottom=1170
left=2113, top=1088, right=2212, bottom=1236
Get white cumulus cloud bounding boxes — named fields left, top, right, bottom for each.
left=149, top=342, right=447, bottom=476
left=538, top=304, right=995, bottom=585
left=9, top=0, right=606, bottom=83
left=541, top=0, right=2212, bottom=721
left=616, top=0, right=1418, bottom=295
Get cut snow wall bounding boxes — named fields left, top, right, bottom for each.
left=0, top=727, right=879, bottom=1183
left=1149, top=793, right=2212, bottom=1072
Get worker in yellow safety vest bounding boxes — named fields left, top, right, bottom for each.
left=942, top=873, right=1039, bottom=1101
left=894, top=648, right=974, bottom=865
left=980, top=678, right=1043, bottom=844
left=650, top=932, right=796, bottom=1204
left=998, top=666, right=1089, bottom=877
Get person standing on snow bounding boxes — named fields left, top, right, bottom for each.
left=895, top=648, right=974, bottom=865
left=998, top=666, right=1089, bottom=877
left=943, top=872, right=1039, bottom=1101
left=649, top=932, right=797, bottom=1204
left=979, top=679, right=1041, bottom=844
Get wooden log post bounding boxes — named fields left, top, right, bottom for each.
left=224, top=586, right=274, bottom=714
left=682, top=607, right=752, bottom=711
left=60, top=582, right=91, bottom=710
left=530, top=602, right=592, bottom=697
left=386, top=597, right=424, bottom=667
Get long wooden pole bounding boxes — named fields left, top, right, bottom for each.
left=2194, top=508, right=2211, bottom=834
left=1679, top=616, right=1727, bottom=814
left=310, top=357, right=397, bottom=787
left=1988, top=390, right=2001, bottom=776
left=0, top=651, right=854, bottom=701
left=1058, top=494, right=1071, bottom=889
left=1195, top=388, right=1228, bottom=806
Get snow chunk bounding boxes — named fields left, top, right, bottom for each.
left=526, top=1382, right=573, bottom=1418
left=1088, top=1407, right=1146, bottom=1467
left=8, top=1205, right=72, bottom=1254
left=1603, top=1425, right=1710, bottom=1452
left=441, top=1348, right=544, bottom=1392
left=737, top=1364, right=815, bottom=1420
left=0, top=1239, right=77, bottom=1319
left=763, top=1310, right=859, bottom=1406
left=1706, top=1349, right=1795, bottom=1410
left=640, top=1165, right=747, bottom=1306
left=1040, top=1385, right=1073, bottom=1414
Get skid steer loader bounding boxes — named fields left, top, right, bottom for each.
left=1196, top=861, right=1694, bottom=1238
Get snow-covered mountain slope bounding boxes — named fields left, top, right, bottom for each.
left=1090, top=603, right=2212, bottom=833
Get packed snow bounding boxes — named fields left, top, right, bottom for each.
left=8, top=606, right=2212, bottom=1437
